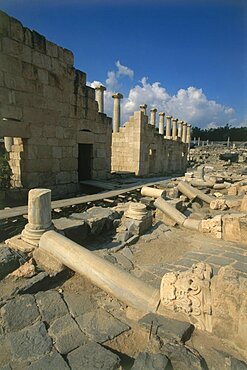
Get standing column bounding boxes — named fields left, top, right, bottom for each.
left=172, top=118, right=178, bottom=140
left=198, top=137, right=201, bottom=146
left=95, top=85, right=106, bottom=113
left=182, top=122, right=187, bottom=143
left=150, top=107, right=157, bottom=126
left=177, top=121, right=183, bottom=140
left=165, top=116, right=172, bottom=139
left=140, top=104, right=147, bottom=115
left=112, top=93, right=123, bottom=133
left=158, top=112, right=165, bottom=135
left=194, top=137, right=196, bottom=145
left=186, top=124, right=191, bottom=145
left=4, top=137, right=13, bottom=152
left=21, top=189, right=53, bottom=247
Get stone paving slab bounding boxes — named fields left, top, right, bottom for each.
left=27, top=351, right=70, bottom=370
left=48, top=314, right=88, bottom=355
left=35, top=290, right=68, bottom=324
left=132, top=352, right=170, bottom=370
left=63, top=291, right=96, bottom=318
left=8, top=322, right=52, bottom=362
left=76, top=307, right=130, bottom=343
left=66, top=341, right=121, bottom=370
left=139, top=313, right=194, bottom=343
left=1, top=294, right=40, bottom=332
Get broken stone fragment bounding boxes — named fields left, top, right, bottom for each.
left=10, top=258, right=37, bottom=279
left=210, top=198, right=229, bottom=211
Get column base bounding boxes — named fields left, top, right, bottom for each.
left=21, top=223, right=54, bottom=247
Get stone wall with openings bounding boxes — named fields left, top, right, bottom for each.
left=0, top=11, right=112, bottom=197
left=111, top=111, right=188, bottom=176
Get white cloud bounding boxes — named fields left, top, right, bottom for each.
left=89, top=62, right=239, bottom=128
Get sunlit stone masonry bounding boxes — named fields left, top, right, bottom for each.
left=0, top=11, right=112, bottom=196
left=111, top=104, right=190, bottom=176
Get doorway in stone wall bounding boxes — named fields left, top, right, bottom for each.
left=78, top=144, right=93, bottom=181
left=148, top=148, right=156, bottom=175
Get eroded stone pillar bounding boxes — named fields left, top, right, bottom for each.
left=177, top=121, right=183, bottom=140
left=172, top=118, right=178, bottom=140
left=150, top=107, right=157, bottom=126
left=158, top=112, right=165, bottom=135
left=21, top=189, right=53, bottom=246
left=140, top=104, right=147, bottom=115
left=112, top=93, right=123, bottom=133
left=4, top=137, right=13, bottom=152
left=182, top=122, right=187, bottom=143
left=166, top=116, right=172, bottom=139
left=186, top=124, right=191, bottom=145
left=95, top=85, right=106, bottom=113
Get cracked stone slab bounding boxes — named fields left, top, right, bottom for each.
left=8, top=322, right=52, bottom=362
left=66, top=342, right=121, bottom=370
left=139, top=313, right=194, bottom=343
left=27, top=351, right=70, bottom=370
left=1, top=294, right=40, bottom=332
left=48, top=314, right=88, bottom=355
left=35, top=290, right=68, bottom=324
left=161, top=342, right=207, bottom=370
left=0, top=335, right=12, bottom=367
left=63, top=291, right=96, bottom=317
left=76, top=308, right=130, bottom=343
left=132, top=352, right=170, bottom=370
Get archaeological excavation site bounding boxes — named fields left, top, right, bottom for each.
left=0, top=9, right=247, bottom=370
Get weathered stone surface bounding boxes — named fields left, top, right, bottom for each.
left=1, top=294, right=40, bottom=332
left=63, top=291, right=96, bottom=317
left=161, top=342, right=207, bottom=370
left=0, top=335, right=12, bottom=367
left=27, top=351, right=70, bottom=370
left=48, top=314, right=87, bottom=354
left=35, top=290, right=68, bottom=324
left=200, top=215, right=222, bottom=239
left=0, top=246, right=20, bottom=280
left=241, top=195, right=247, bottom=212
left=222, top=214, right=247, bottom=243
left=53, top=217, right=89, bottom=241
left=139, top=313, right=194, bottom=343
left=70, top=207, right=120, bottom=235
left=132, top=352, right=170, bottom=370
left=210, top=198, right=228, bottom=211
left=33, top=248, right=65, bottom=275
left=76, top=308, right=130, bottom=343
left=67, top=342, right=121, bottom=370
left=9, top=322, right=52, bottom=361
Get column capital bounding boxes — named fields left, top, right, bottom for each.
left=172, top=118, right=178, bottom=122
left=177, top=120, right=183, bottom=124
left=150, top=107, right=157, bottom=112
left=186, top=123, right=191, bottom=127
left=183, top=121, right=187, bottom=126
left=140, top=104, right=147, bottom=109
left=112, top=92, right=123, bottom=99
left=95, top=84, right=106, bottom=92
left=159, top=111, right=165, bottom=116
left=166, top=115, right=172, bottom=119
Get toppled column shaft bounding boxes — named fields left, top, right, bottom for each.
left=141, top=186, right=165, bottom=198
left=39, top=230, right=160, bottom=313
left=154, top=197, right=186, bottom=225
left=178, top=181, right=213, bottom=204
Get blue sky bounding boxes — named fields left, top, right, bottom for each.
left=0, top=0, right=246, bottom=128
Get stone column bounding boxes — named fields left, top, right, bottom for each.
left=4, top=137, right=13, bottom=152
left=177, top=121, right=183, bottom=140
left=186, top=124, right=191, bottom=145
left=172, top=118, right=178, bottom=140
left=166, top=116, right=172, bottom=139
left=140, top=104, right=147, bottom=115
left=182, top=122, right=187, bottom=143
left=95, top=85, right=106, bottom=113
left=206, top=139, right=209, bottom=146
left=112, top=93, right=123, bottom=133
left=194, top=137, right=196, bottom=145
left=158, top=112, right=165, bottom=135
left=198, top=137, right=201, bottom=146
left=150, top=107, right=157, bottom=126
left=21, top=189, right=53, bottom=247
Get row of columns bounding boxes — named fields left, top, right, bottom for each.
left=94, top=85, right=191, bottom=144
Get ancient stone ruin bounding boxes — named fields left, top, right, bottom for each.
left=0, top=9, right=247, bottom=370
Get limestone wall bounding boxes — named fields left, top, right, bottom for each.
left=111, top=111, right=188, bottom=176
left=0, top=11, right=112, bottom=196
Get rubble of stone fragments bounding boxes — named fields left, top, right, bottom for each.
left=1, top=144, right=247, bottom=369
